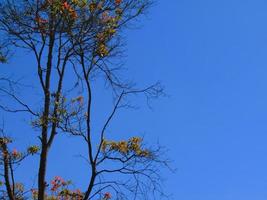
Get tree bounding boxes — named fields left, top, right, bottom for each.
left=0, top=0, right=170, bottom=199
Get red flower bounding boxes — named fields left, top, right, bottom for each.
left=70, top=10, right=78, bottom=19
left=104, top=192, right=111, bottom=199
left=35, top=16, right=48, bottom=24
left=115, top=0, right=122, bottom=5
left=12, top=149, right=18, bottom=155
left=50, top=176, right=65, bottom=191
left=11, top=149, right=20, bottom=158
left=62, top=1, right=71, bottom=10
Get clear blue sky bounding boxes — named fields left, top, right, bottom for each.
left=128, top=0, right=267, bottom=199
left=3, top=0, right=267, bottom=199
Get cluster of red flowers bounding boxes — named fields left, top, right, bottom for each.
left=1, top=148, right=21, bottom=159
left=33, top=0, right=124, bottom=34
left=30, top=176, right=84, bottom=199
left=51, top=176, right=66, bottom=191
left=34, top=0, right=78, bottom=33
left=62, top=1, right=78, bottom=19
left=22, top=176, right=112, bottom=199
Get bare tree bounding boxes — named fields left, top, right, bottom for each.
left=0, top=0, right=171, bottom=199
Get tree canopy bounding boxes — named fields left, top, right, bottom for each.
left=0, top=0, right=170, bottom=199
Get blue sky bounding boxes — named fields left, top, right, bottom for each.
left=3, top=0, right=267, bottom=199
left=125, top=0, right=267, bottom=199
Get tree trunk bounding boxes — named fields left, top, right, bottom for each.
left=3, top=149, right=15, bottom=200
left=37, top=17, right=55, bottom=199
left=38, top=145, right=48, bottom=200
